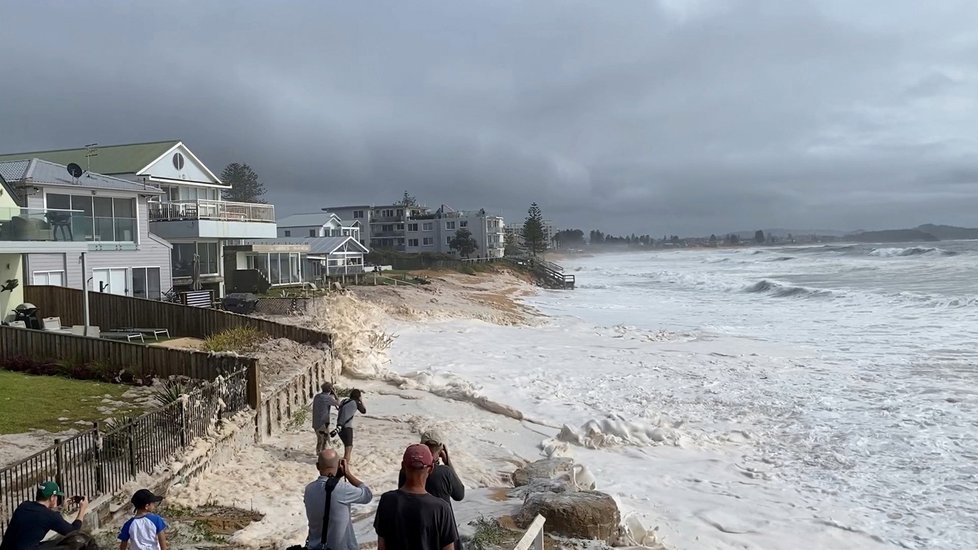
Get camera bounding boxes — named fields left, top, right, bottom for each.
left=71, top=495, right=85, bottom=504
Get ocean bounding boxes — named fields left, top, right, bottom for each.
left=389, top=243, right=978, bottom=549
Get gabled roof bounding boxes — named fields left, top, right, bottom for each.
left=245, top=236, right=369, bottom=255
left=0, top=140, right=180, bottom=176
left=0, top=159, right=163, bottom=194
left=277, top=212, right=344, bottom=228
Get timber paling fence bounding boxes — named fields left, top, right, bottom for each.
left=0, top=368, right=249, bottom=536
left=24, top=285, right=333, bottom=346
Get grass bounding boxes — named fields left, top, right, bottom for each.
left=469, top=515, right=508, bottom=550
left=0, top=370, right=138, bottom=434
left=201, top=327, right=267, bottom=353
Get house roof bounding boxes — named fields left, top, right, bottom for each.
left=0, top=159, right=163, bottom=194
left=244, top=236, right=369, bottom=255
left=277, top=212, right=343, bottom=228
left=0, top=140, right=181, bottom=176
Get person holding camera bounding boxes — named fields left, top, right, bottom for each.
left=312, top=382, right=340, bottom=453
left=0, top=481, right=88, bottom=550
left=302, top=449, right=373, bottom=550
left=335, top=389, right=366, bottom=464
left=397, top=430, right=465, bottom=550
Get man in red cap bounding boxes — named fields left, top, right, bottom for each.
left=374, top=444, right=458, bottom=550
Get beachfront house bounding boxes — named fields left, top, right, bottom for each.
left=224, top=236, right=368, bottom=289
left=0, top=159, right=172, bottom=299
left=0, top=141, right=277, bottom=298
left=277, top=212, right=361, bottom=241
left=319, top=203, right=431, bottom=251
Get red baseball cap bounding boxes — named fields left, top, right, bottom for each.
left=402, top=444, right=434, bottom=469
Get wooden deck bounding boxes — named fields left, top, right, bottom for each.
left=507, top=257, right=575, bottom=289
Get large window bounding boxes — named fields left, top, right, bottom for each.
left=33, top=271, right=65, bottom=286
left=132, top=267, right=162, bottom=300
left=171, top=242, right=219, bottom=277
left=446, top=221, right=456, bottom=230
left=408, top=238, right=419, bottom=247
left=422, top=222, right=433, bottom=231
left=353, top=210, right=364, bottom=219
left=423, top=237, right=434, bottom=246
left=46, top=193, right=136, bottom=242
left=246, top=252, right=303, bottom=285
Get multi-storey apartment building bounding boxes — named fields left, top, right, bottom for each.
left=403, top=206, right=505, bottom=258
left=319, top=203, right=429, bottom=251
left=0, top=141, right=276, bottom=297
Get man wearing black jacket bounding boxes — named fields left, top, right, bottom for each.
left=0, top=481, right=89, bottom=550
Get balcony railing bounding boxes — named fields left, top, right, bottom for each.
left=0, top=207, right=127, bottom=243
left=149, top=199, right=275, bottom=223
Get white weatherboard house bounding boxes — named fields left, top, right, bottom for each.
left=0, top=159, right=170, bottom=299
left=277, top=212, right=361, bottom=241
left=0, top=141, right=277, bottom=297
left=226, top=236, right=369, bottom=288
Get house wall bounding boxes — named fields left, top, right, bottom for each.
left=278, top=225, right=323, bottom=238
left=0, top=253, right=24, bottom=320
left=404, top=213, right=506, bottom=258
left=321, top=207, right=371, bottom=245
left=24, top=188, right=172, bottom=296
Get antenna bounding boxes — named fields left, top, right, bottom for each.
left=66, top=163, right=83, bottom=180
left=84, top=143, right=98, bottom=172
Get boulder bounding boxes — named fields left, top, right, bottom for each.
left=516, top=491, right=620, bottom=544
left=511, top=458, right=574, bottom=487
left=507, top=477, right=574, bottom=499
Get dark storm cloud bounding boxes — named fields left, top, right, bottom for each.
left=2, top=0, right=977, bottom=235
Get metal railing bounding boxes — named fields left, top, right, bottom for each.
left=0, top=207, right=95, bottom=242
left=0, top=368, right=250, bottom=536
left=148, top=199, right=275, bottom=223
left=513, top=514, right=546, bottom=550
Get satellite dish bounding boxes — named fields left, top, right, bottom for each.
left=66, top=163, right=83, bottom=178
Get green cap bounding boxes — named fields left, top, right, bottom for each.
left=38, top=481, right=64, bottom=498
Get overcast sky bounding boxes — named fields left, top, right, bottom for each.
left=2, top=1, right=977, bottom=235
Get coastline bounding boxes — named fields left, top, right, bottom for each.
left=152, top=268, right=643, bottom=548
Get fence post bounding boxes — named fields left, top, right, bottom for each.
left=93, top=422, right=105, bottom=493
left=127, top=424, right=137, bottom=478
left=54, top=439, right=64, bottom=491
left=179, top=397, right=188, bottom=447
left=246, top=362, right=261, bottom=409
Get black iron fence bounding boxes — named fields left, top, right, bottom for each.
left=0, top=368, right=250, bottom=536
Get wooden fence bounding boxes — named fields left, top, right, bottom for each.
left=0, top=326, right=260, bottom=408
left=0, top=368, right=250, bottom=536
left=24, top=286, right=332, bottom=346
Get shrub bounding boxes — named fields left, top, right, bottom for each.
left=153, top=378, right=193, bottom=407
left=202, top=327, right=266, bottom=353
left=0, top=355, right=134, bottom=384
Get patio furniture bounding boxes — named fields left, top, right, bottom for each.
left=70, top=325, right=101, bottom=338
left=116, top=327, right=170, bottom=340
left=101, top=331, right=145, bottom=343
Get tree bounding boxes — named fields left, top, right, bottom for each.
left=396, top=191, right=417, bottom=207
left=709, top=234, right=718, bottom=245
left=448, top=228, right=478, bottom=258
left=754, top=230, right=766, bottom=244
left=555, top=229, right=585, bottom=247
left=522, top=202, right=546, bottom=256
left=220, top=163, right=266, bottom=203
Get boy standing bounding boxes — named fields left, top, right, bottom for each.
left=118, top=489, right=167, bottom=550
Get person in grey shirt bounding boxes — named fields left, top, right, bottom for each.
left=335, top=389, right=366, bottom=463
left=303, top=449, right=373, bottom=550
left=312, top=383, right=340, bottom=453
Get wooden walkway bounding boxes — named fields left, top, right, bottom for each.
left=507, top=257, right=575, bottom=289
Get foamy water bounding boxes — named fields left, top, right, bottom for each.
left=389, top=243, right=978, bottom=550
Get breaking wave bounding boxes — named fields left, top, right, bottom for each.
left=869, top=247, right=958, bottom=257
left=743, top=280, right=835, bottom=299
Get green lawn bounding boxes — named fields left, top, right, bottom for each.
left=0, top=371, right=138, bottom=434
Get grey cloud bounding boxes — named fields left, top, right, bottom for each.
left=1, top=0, right=977, bottom=236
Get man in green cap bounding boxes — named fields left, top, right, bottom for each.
left=0, top=480, right=89, bottom=550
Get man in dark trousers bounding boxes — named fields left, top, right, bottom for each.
left=312, top=382, right=340, bottom=453
left=398, top=429, right=465, bottom=549
left=0, top=481, right=89, bottom=550
left=335, top=389, right=366, bottom=464
left=374, top=445, right=457, bottom=550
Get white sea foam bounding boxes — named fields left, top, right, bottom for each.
left=387, top=243, right=978, bottom=550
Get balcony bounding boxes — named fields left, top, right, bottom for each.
left=149, top=200, right=277, bottom=240
left=0, top=207, right=105, bottom=254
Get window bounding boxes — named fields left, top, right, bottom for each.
left=382, top=224, right=395, bottom=232
left=172, top=152, right=185, bottom=170
left=408, top=239, right=419, bottom=247
left=422, top=222, right=433, bottom=231
left=382, top=209, right=395, bottom=217
left=284, top=230, right=291, bottom=236
left=423, top=237, right=434, bottom=246
left=460, top=220, right=468, bottom=228
left=171, top=242, right=219, bottom=277
left=447, top=236, right=452, bottom=245
left=309, top=229, right=317, bottom=237
left=353, top=210, right=364, bottom=219
left=33, top=271, right=65, bottom=286
left=132, top=267, right=162, bottom=300
left=46, top=193, right=136, bottom=242
left=397, top=209, right=403, bottom=216
left=407, top=223, right=418, bottom=232
left=446, top=221, right=456, bottom=230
